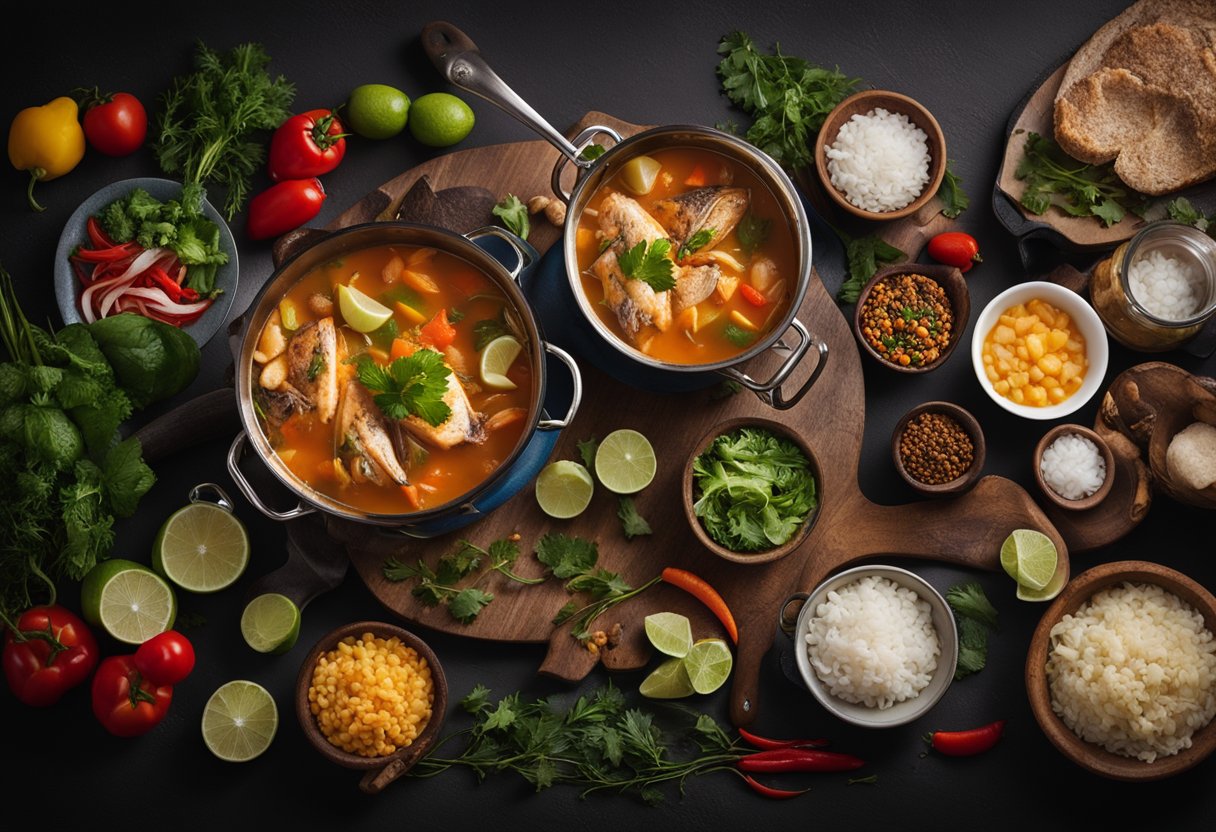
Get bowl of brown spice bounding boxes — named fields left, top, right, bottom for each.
left=891, top=401, right=986, bottom=496
left=854, top=264, right=969, bottom=374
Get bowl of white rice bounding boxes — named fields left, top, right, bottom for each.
left=813, top=90, right=946, bottom=221
left=1033, top=423, right=1115, bottom=510
left=790, top=564, right=958, bottom=728
left=1027, top=560, right=1216, bottom=781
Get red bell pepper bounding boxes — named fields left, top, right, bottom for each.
left=267, top=109, right=348, bottom=181
left=2, top=605, right=99, bottom=707
left=91, top=655, right=173, bottom=737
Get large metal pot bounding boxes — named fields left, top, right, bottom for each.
left=227, top=222, right=581, bottom=537
left=422, top=22, right=828, bottom=409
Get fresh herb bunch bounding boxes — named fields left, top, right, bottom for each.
left=617, top=239, right=676, bottom=292
left=355, top=349, right=452, bottom=426
left=410, top=683, right=745, bottom=804
left=577, top=436, right=653, bottom=541
left=153, top=42, right=295, bottom=220
left=492, top=194, right=530, bottom=240
left=946, top=582, right=998, bottom=680
left=1166, top=196, right=1214, bottom=234
left=835, top=232, right=905, bottom=304
left=537, top=533, right=660, bottom=642
left=716, top=32, right=859, bottom=169
left=1015, top=132, right=1144, bottom=227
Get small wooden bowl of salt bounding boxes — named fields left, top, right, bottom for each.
left=1033, top=424, right=1115, bottom=511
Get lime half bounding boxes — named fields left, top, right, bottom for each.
left=153, top=502, right=250, bottom=593
left=81, top=559, right=177, bottom=645
left=535, top=460, right=594, bottom=519
left=479, top=335, right=522, bottom=391
left=202, top=680, right=278, bottom=762
left=240, top=593, right=301, bottom=655
left=644, top=612, right=693, bottom=658
left=639, top=657, right=695, bottom=699
left=337, top=284, right=392, bottom=333
left=594, top=429, right=657, bottom=495
left=683, top=639, right=733, bottom=695
left=1017, top=564, right=1067, bottom=602
left=1000, top=529, right=1058, bottom=592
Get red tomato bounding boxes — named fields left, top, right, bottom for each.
left=81, top=92, right=147, bottom=157
left=91, top=655, right=173, bottom=738
left=926, top=232, right=983, bottom=273
left=246, top=178, right=326, bottom=240
left=267, top=109, right=348, bottom=181
left=3, top=604, right=99, bottom=707
left=133, top=630, right=195, bottom=686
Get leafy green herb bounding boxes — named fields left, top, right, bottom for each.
left=536, top=533, right=599, bottom=579
left=1166, top=196, right=1213, bottom=234
left=937, top=163, right=969, bottom=219
left=835, top=233, right=905, bottom=304
left=709, top=379, right=743, bottom=401
left=1015, top=132, right=1143, bottom=228
left=676, top=228, right=715, bottom=261
left=447, top=307, right=466, bottom=323
left=616, top=239, right=676, bottom=292
left=617, top=496, right=652, bottom=540
left=736, top=211, right=771, bottom=254
left=492, top=194, right=530, bottom=240
left=473, top=310, right=511, bottom=351
left=946, top=582, right=999, bottom=681
left=355, top=349, right=452, bottom=426
left=87, top=315, right=200, bottom=409
left=535, top=532, right=656, bottom=640
left=692, top=426, right=816, bottom=552
left=578, top=144, right=607, bottom=162
left=306, top=351, right=325, bottom=381
left=716, top=32, right=859, bottom=169
left=576, top=436, right=599, bottom=471
left=722, top=323, right=756, bottom=347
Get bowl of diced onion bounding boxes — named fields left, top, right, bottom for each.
left=1033, top=424, right=1115, bottom=511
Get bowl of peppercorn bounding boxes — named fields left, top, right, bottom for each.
left=891, top=401, right=986, bottom=496
left=854, top=264, right=969, bottom=374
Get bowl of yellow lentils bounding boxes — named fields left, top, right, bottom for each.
left=296, top=621, right=447, bottom=794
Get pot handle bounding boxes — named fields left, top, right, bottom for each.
left=465, top=225, right=533, bottom=282
left=550, top=125, right=624, bottom=203
left=421, top=21, right=589, bottom=167
left=226, top=432, right=316, bottom=522
left=717, top=318, right=829, bottom=410
left=537, top=343, right=582, bottom=430
left=778, top=592, right=810, bottom=638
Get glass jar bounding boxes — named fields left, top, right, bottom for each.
left=1090, top=221, right=1216, bottom=351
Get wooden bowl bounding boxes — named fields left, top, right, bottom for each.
left=683, top=417, right=822, bottom=564
left=853, top=263, right=970, bottom=374
left=1033, top=424, right=1116, bottom=511
left=1026, top=561, right=1216, bottom=781
left=891, top=401, right=986, bottom=497
left=813, top=89, right=947, bottom=221
left=295, top=621, right=448, bottom=794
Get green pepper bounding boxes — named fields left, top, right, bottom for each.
left=7, top=96, right=86, bottom=212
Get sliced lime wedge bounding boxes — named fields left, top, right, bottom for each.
left=639, top=657, right=695, bottom=699
left=338, top=284, right=393, bottom=333
left=594, top=429, right=657, bottom=495
left=479, top=335, right=522, bottom=391
left=535, top=460, right=594, bottom=519
left=240, top=593, right=301, bottom=655
left=1000, top=529, right=1058, bottom=592
left=201, top=680, right=278, bottom=762
left=81, top=559, right=177, bottom=645
left=683, top=638, right=733, bottom=694
left=644, top=612, right=693, bottom=658
left=153, top=502, right=250, bottom=594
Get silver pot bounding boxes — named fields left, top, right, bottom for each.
left=422, top=22, right=828, bottom=409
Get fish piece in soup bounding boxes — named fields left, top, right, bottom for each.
left=400, top=371, right=486, bottom=450
left=652, top=186, right=749, bottom=250
left=591, top=193, right=675, bottom=339
left=338, top=380, right=410, bottom=486
left=286, top=317, right=344, bottom=424
left=672, top=263, right=721, bottom=316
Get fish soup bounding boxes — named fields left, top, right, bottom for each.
left=575, top=146, right=797, bottom=364
left=251, top=244, right=533, bottom=515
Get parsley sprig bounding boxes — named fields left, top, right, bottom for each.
left=946, top=582, right=998, bottom=680
left=616, top=239, right=676, bottom=292
left=355, top=348, right=451, bottom=426
left=536, top=533, right=660, bottom=641
left=1015, top=132, right=1144, bottom=227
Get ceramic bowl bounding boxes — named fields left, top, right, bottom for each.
left=54, top=177, right=238, bottom=347
left=970, top=281, right=1109, bottom=420
left=788, top=564, right=958, bottom=728
left=853, top=263, right=970, bottom=374
left=813, top=89, right=947, bottom=221
left=1025, top=560, right=1216, bottom=781
left=890, top=401, right=986, bottom=496
left=296, top=621, right=448, bottom=794
left=683, top=417, right=822, bottom=564
left=1033, top=424, right=1116, bottom=510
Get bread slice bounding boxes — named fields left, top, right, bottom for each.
left=1054, top=68, right=1155, bottom=165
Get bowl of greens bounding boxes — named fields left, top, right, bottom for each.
left=683, top=417, right=821, bottom=564
left=55, top=177, right=238, bottom=347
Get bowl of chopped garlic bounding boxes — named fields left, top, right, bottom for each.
left=296, top=621, right=447, bottom=793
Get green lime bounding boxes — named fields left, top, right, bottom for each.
left=639, top=657, right=695, bottom=699
left=594, top=429, right=657, bottom=495
left=479, top=335, right=522, bottom=390
left=346, top=84, right=410, bottom=139
left=1000, top=529, right=1058, bottom=592
left=201, top=680, right=279, bottom=762
left=535, top=460, right=594, bottom=519
left=408, top=92, right=475, bottom=147
left=81, top=559, right=177, bottom=645
left=644, top=612, right=693, bottom=658
left=1017, top=564, right=1067, bottom=602
left=152, top=502, right=249, bottom=593
left=240, top=593, right=301, bottom=655
left=337, top=284, right=393, bottom=333
left=683, top=638, right=733, bottom=694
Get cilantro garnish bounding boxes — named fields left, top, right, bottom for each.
left=616, top=239, right=676, bottom=292
left=356, top=348, right=452, bottom=426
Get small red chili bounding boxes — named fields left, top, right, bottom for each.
left=925, top=719, right=1006, bottom=756
left=737, top=727, right=829, bottom=750
left=741, top=774, right=808, bottom=800
left=926, top=231, right=983, bottom=273
left=737, top=748, right=865, bottom=773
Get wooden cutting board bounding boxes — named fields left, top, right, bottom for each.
left=318, top=112, right=1070, bottom=726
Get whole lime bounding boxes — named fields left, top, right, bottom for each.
left=346, top=84, right=410, bottom=139
left=408, top=93, right=475, bottom=147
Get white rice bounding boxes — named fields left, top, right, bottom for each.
left=826, top=107, right=931, bottom=213
left=1127, top=249, right=1204, bottom=321
left=805, top=575, right=939, bottom=709
left=1040, top=433, right=1106, bottom=500
left=1047, top=582, right=1216, bottom=763
left=1166, top=421, right=1216, bottom=491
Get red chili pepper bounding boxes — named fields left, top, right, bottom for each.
left=737, top=748, right=865, bottom=773
left=2, top=605, right=99, bottom=707
left=737, top=727, right=829, bottom=750
left=75, top=243, right=139, bottom=263
left=86, top=215, right=117, bottom=248
left=267, top=109, right=348, bottom=181
left=741, top=774, right=808, bottom=800
left=661, top=567, right=738, bottom=644
left=925, top=719, right=1006, bottom=756
left=926, top=231, right=983, bottom=273
left=91, top=655, right=173, bottom=737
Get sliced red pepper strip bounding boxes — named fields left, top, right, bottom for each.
left=925, top=720, right=1006, bottom=757
left=741, top=774, right=807, bottom=800
left=86, top=215, right=117, bottom=249
left=75, top=244, right=140, bottom=263
left=738, top=748, right=865, bottom=773
left=737, top=727, right=829, bottom=750
left=148, top=267, right=185, bottom=301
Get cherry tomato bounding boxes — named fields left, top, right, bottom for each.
left=3, top=604, right=99, bottom=707
left=246, top=178, right=326, bottom=241
left=81, top=92, right=147, bottom=157
left=133, top=630, right=195, bottom=686
left=926, top=232, right=982, bottom=273
left=268, top=109, right=347, bottom=181
left=91, top=655, right=173, bottom=737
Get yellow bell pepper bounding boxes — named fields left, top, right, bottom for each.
left=7, top=96, right=86, bottom=212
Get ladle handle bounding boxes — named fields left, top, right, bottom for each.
left=421, top=21, right=586, bottom=165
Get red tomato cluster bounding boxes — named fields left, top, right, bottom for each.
left=247, top=108, right=347, bottom=240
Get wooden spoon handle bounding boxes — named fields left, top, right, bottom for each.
left=131, top=388, right=239, bottom=465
